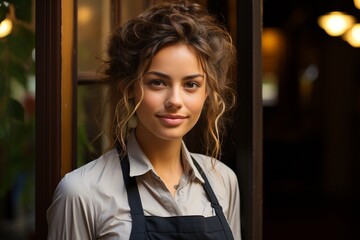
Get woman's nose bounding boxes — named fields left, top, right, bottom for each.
left=165, top=88, right=183, bottom=109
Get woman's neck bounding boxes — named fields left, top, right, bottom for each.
left=135, top=127, right=184, bottom=197
left=134, top=128, right=183, bottom=173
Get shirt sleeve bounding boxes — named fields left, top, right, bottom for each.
left=46, top=172, right=96, bottom=240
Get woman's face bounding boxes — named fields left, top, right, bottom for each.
left=134, top=44, right=207, bottom=142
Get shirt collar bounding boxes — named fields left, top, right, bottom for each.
left=181, top=142, right=205, bottom=184
left=127, top=130, right=154, bottom=177
left=126, top=130, right=205, bottom=183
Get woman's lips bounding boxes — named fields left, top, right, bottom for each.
left=157, top=114, right=187, bottom=126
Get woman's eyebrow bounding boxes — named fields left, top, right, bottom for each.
left=183, top=74, right=205, bottom=80
left=145, top=71, right=204, bottom=80
left=145, top=71, right=170, bottom=79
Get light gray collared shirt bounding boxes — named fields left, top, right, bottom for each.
left=47, top=132, right=241, bottom=239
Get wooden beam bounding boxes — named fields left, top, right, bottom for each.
left=35, top=0, right=62, bottom=239
left=61, top=0, right=77, bottom=176
left=236, top=0, right=263, bottom=239
left=35, top=0, right=77, bottom=237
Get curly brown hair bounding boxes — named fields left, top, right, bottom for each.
left=105, top=0, right=236, bottom=160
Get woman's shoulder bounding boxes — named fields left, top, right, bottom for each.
left=55, top=148, right=120, bottom=198
left=189, top=153, right=239, bottom=209
left=189, top=153, right=238, bottom=185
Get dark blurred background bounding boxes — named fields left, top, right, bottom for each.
left=262, top=0, right=360, bottom=239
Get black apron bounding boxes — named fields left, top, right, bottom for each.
left=120, top=154, right=234, bottom=240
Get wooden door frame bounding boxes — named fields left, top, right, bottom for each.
left=35, top=0, right=262, bottom=239
left=35, top=1, right=62, bottom=239
left=236, top=0, right=263, bottom=239
left=35, top=0, right=77, bottom=239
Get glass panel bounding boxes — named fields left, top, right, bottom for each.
left=77, top=83, right=108, bottom=166
left=77, top=0, right=111, bottom=167
left=77, top=0, right=111, bottom=74
left=120, top=0, right=150, bottom=23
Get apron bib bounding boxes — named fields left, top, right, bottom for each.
left=120, top=154, right=234, bottom=240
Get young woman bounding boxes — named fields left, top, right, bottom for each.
left=47, top=1, right=241, bottom=239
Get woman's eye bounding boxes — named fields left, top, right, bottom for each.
left=184, top=82, right=200, bottom=89
left=149, top=79, right=165, bottom=87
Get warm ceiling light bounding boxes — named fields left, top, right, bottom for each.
left=343, top=24, right=360, bottom=47
left=262, top=28, right=284, bottom=55
left=318, top=11, right=356, bottom=37
left=78, top=6, right=92, bottom=25
left=0, top=18, right=13, bottom=38
left=354, top=0, right=360, bottom=10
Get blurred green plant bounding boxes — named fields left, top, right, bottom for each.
left=0, top=0, right=35, bottom=211
left=77, top=87, right=98, bottom=167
